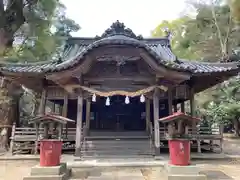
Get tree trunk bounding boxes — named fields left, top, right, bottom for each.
left=233, top=118, right=240, bottom=137
left=0, top=28, right=13, bottom=55
left=0, top=78, right=21, bottom=151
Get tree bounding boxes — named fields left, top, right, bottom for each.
left=204, top=78, right=240, bottom=136
left=0, top=0, right=80, bottom=150
left=151, top=17, right=201, bottom=60
left=152, top=1, right=239, bottom=61
left=0, top=1, right=79, bottom=62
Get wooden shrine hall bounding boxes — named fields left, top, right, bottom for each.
left=1, top=21, right=240, bottom=157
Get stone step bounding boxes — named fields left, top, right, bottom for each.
left=82, top=149, right=153, bottom=156
left=30, top=164, right=68, bottom=176
left=83, top=146, right=152, bottom=149
left=80, top=155, right=154, bottom=160
left=80, top=137, right=153, bottom=159
left=84, top=140, right=150, bottom=143
left=88, top=131, right=148, bottom=137
left=82, top=149, right=153, bottom=153
left=83, top=145, right=152, bottom=148
left=85, top=136, right=149, bottom=140
left=23, top=164, right=71, bottom=180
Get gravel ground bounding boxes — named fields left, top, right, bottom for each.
left=0, top=138, right=240, bottom=180
left=0, top=161, right=38, bottom=180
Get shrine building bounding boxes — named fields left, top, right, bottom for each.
left=1, top=21, right=240, bottom=157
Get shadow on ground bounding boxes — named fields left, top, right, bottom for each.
left=200, top=170, right=233, bottom=180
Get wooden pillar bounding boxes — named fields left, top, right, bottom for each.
left=75, top=91, right=83, bottom=156
left=59, top=105, right=63, bottom=116
left=38, top=89, right=47, bottom=115
left=62, top=93, right=68, bottom=117
left=34, top=123, right=39, bottom=154
left=38, top=89, right=47, bottom=130
left=86, top=99, right=91, bottom=130
left=181, top=102, right=185, bottom=113
left=10, top=123, right=16, bottom=154
left=52, top=102, right=56, bottom=113
left=219, top=124, right=224, bottom=153
left=190, top=87, right=201, bottom=153
left=173, top=104, right=178, bottom=112
left=57, top=124, right=63, bottom=140
left=62, top=93, right=68, bottom=138
left=145, top=98, right=150, bottom=132
left=168, top=87, right=173, bottom=115
left=153, top=88, right=160, bottom=156
left=190, top=87, right=195, bottom=117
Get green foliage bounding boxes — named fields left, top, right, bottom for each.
left=0, top=0, right=80, bottom=62
left=152, top=1, right=240, bottom=61
left=203, top=78, right=240, bottom=125
left=151, top=17, right=201, bottom=60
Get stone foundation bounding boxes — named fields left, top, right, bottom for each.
left=165, top=164, right=206, bottom=180
left=23, top=163, right=71, bottom=180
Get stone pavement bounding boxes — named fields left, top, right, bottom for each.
left=2, top=160, right=240, bottom=180
left=69, top=167, right=165, bottom=180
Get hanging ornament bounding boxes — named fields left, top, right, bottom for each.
left=92, top=93, right=96, bottom=102
left=106, top=97, right=110, bottom=106
left=140, top=94, right=145, bottom=103
left=125, top=96, right=130, bottom=104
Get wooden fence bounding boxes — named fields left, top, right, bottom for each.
left=10, top=123, right=79, bottom=154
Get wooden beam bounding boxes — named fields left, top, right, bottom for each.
left=84, top=76, right=154, bottom=83
left=75, top=91, right=83, bottom=156
left=90, top=46, right=140, bottom=57
left=153, top=88, right=160, bottom=156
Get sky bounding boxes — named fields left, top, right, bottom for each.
left=61, top=0, right=187, bottom=37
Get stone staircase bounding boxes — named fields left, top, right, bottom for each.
left=79, top=131, right=154, bottom=159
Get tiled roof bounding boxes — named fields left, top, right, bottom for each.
left=29, top=113, right=75, bottom=124
left=178, top=60, right=240, bottom=73
left=0, top=21, right=239, bottom=75
left=0, top=61, right=59, bottom=73
left=159, top=112, right=200, bottom=123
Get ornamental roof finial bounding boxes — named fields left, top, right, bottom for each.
left=96, top=20, right=143, bottom=40
left=163, top=27, right=172, bottom=40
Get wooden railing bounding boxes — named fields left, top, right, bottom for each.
left=150, top=126, right=223, bottom=139
left=150, top=125, right=223, bottom=153
left=10, top=125, right=84, bottom=154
